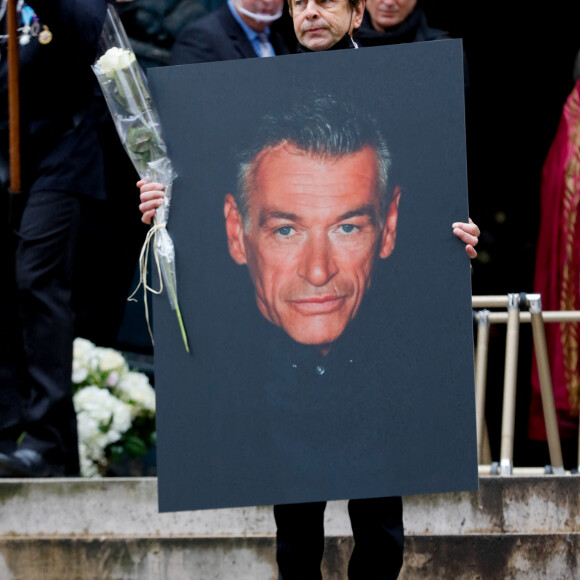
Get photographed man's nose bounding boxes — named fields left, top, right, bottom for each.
left=298, top=238, right=338, bottom=286
left=303, top=0, right=320, bottom=19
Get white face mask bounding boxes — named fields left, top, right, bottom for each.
left=233, top=0, right=283, bottom=23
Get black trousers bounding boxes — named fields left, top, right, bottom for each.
left=1, top=178, right=146, bottom=474
left=0, top=190, right=82, bottom=473
left=274, top=496, right=404, bottom=580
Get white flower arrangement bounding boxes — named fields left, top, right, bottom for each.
left=72, top=337, right=156, bottom=477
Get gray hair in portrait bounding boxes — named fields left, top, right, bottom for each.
left=235, top=92, right=392, bottom=228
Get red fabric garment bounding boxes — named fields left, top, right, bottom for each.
left=529, top=79, right=580, bottom=440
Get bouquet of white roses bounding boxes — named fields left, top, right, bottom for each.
left=72, top=338, right=156, bottom=477
left=92, top=5, right=189, bottom=352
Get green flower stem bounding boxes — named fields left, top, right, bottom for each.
left=175, top=304, right=189, bottom=353
left=164, top=264, right=190, bottom=353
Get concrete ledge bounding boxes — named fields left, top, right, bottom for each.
left=1, top=475, right=579, bottom=579
left=405, top=475, right=580, bottom=535
left=1, top=475, right=579, bottom=536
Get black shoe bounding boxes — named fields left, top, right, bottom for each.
left=0, top=449, right=66, bottom=477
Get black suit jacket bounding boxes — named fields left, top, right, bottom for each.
left=0, top=0, right=135, bottom=199
left=170, top=4, right=291, bottom=65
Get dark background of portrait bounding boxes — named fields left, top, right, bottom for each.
left=149, top=40, right=478, bottom=512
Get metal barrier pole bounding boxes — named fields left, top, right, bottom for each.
left=478, top=465, right=548, bottom=476
left=527, top=294, right=565, bottom=474
left=481, top=420, right=492, bottom=465
left=499, top=294, right=521, bottom=475
left=472, top=296, right=509, bottom=309
left=487, top=311, right=580, bottom=324
left=474, top=310, right=490, bottom=462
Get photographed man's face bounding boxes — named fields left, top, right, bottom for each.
left=224, top=143, right=400, bottom=350
left=365, top=0, right=416, bottom=32
left=290, top=0, right=365, bottom=51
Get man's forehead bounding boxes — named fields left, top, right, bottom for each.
left=246, top=143, right=381, bottom=214
left=251, top=141, right=379, bottom=173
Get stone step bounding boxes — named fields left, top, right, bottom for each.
left=0, top=475, right=578, bottom=579
left=404, top=534, right=580, bottom=580
left=1, top=534, right=579, bottom=580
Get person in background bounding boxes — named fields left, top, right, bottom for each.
left=355, top=0, right=447, bottom=46
left=0, top=0, right=144, bottom=478
left=528, top=52, right=580, bottom=468
left=170, top=0, right=291, bottom=65
left=115, top=0, right=207, bottom=67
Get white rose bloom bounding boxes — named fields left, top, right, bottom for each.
left=74, top=386, right=132, bottom=447
left=74, top=337, right=96, bottom=359
left=76, top=411, right=108, bottom=451
left=76, top=414, right=109, bottom=478
left=72, top=359, right=89, bottom=384
left=96, top=347, right=127, bottom=374
left=97, top=47, right=137, bottom=79
left=116, top=372, right=156, bottom=415
left=72, top=337, right=98, bottom=383
left=78, top=442, right=101, bottom=478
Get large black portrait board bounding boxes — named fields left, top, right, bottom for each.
left=149, top=40, right=478, bottom=512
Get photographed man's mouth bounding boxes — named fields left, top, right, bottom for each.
left=303, top=26, right=327, bottom=35
left=288, top=295, right=347, bottom=315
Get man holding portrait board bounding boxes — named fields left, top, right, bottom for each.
left=140, top=0, right=479, bottom=578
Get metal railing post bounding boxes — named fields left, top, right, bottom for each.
left=527, top=294, right=565, bottom=474
left=474, top=309, right=490, bottom=463
left=499, top=294, right=521, bottom=475
left=481, top=421, right=492, bottom=465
